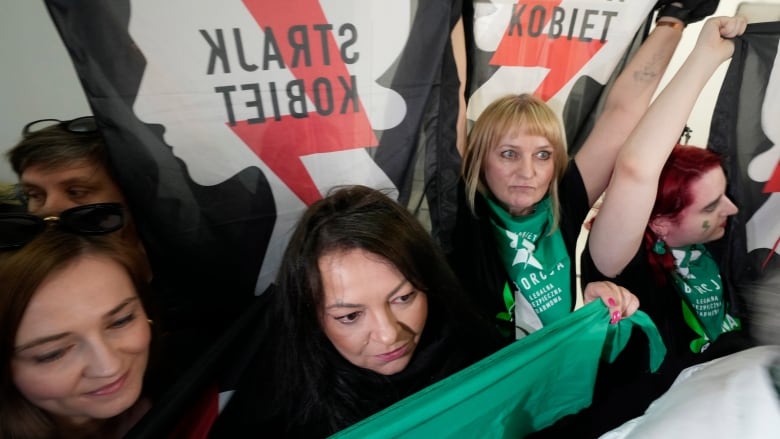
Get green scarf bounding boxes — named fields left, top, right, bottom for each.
left=486, top=195, right=572, bottom=335
left=669, top=244, right=741, bottom=353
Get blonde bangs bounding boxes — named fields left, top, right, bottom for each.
left=462, top=94, right=569, bottom=226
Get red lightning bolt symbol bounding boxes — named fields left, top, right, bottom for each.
left=764, top=160, right=780, bottom=193
left=761, top=160, right=779, bottom=270
left=491, top=0, right=607, bottom=101
left=233, top=0, right=378, bottom=205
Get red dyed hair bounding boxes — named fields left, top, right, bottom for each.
left=644, top=144, right=724, bottom=284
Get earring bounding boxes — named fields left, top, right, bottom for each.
left=653, top=237, right=666, bottom=255
left=147, top=319, right=154, bottom=326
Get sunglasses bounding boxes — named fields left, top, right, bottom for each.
left=22, top=116, right=98, bottom=136
left=0, top=203, right=124, bottom=250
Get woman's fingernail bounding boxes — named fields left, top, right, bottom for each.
left=608, top=298, right=616, bottom=307
left=610, top=310, right=621, bottom=324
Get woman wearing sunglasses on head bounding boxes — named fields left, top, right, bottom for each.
left=7, top=116, right=149, bottom=275
left=8, top=117, right=125, bottom=218
left=0, top=226, right=159, bottom=439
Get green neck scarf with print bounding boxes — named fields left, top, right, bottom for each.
left=486, top=195, right=572, bottom=328
left=669, top=244, right=741, bottom=352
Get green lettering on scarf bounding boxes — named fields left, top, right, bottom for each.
left=669, top=244, right=741, bottom=352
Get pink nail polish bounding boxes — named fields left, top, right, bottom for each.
left=608, top=298, right=616, bottom=307
left=610, top=310, right=621, bottom=324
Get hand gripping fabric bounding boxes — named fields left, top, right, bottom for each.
left=331, top=300, right=666, bottom=439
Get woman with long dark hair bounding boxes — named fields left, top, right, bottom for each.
left=208, top=185, right=504, bottom=438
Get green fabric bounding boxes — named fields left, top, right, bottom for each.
left=680, top=300, right=711, bottom=353
left=331, top=301, right=666, bottom=439
left=669, top=244, right=741, bottom=348
left=486, top=195, right=572, bottom=327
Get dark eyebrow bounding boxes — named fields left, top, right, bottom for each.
left=325, top=302, right=361, bottom=310
left=20, top=177, right=96, bottom=193
left=702, top=195, right=722, bottom=211
left=324, top=279, right=408, bottom=310
left=57, top=176, right=100, bottom=187
left=15, top=333, right=70, bottom=353
left=107, top=297, right=139, bottom=317
left=385, top=279, right=411, bottom=299
left=14, top=297, right=139, bottom=353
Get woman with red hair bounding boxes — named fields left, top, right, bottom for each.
left=579, top=14, right=755, bottom=428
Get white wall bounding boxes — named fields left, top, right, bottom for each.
left=0, top=1, right=91, bottom=183
left=1, top=1, right=777, bottom=184
left=573, top=1, right=780, bottom=301
left=655, top=0, right=780, bottom=147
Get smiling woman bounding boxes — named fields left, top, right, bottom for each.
left=208, top=185, right=505, bottom=438
left=0, top=229, right=154, bottom=439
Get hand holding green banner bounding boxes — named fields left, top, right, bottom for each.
left=333, top=300, right=666, bottom=439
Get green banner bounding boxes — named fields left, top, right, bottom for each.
left=332, top=300, right=666, bottom=438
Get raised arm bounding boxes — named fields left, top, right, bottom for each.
left=588, top=15, right=748, bottom=277
left=573, top=14, right=684, bottom=206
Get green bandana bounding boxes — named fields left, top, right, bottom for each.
left=669, top=244, right=741, bottom=352
left=486, top=195, right=572, bottom=335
